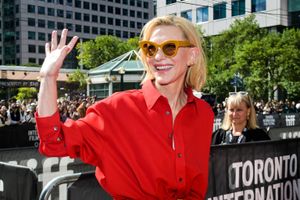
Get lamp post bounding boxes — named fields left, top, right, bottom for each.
left=118, top=66, right=126, bottom=91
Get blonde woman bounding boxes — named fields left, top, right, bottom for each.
left=35, top=15, right=214, bottom=199
left=212, top=92, right=270, bottom=145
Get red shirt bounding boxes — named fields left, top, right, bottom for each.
left=35, top=80, right=214, bottom=200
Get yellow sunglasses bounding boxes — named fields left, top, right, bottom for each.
left=139, top=40, right=193, bottom=58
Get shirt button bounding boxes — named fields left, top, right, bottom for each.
left=165, top=111, right=170, bottom=115
left=57, top=137, right=61, bottom=142
left=177, top=153, right=182, bottom=158
left=53, top=126, right=58, bottom=131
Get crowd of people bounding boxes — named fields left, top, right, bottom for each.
left=213, top=98, right=300, bottom=116
left=1, top=95, right=300, bottom=127
left=0, top=95, right=96, bottom=126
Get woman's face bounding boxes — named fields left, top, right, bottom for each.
left=146, top=25, right=193, bottom=87
left=227, top=101, right=250, bottom=126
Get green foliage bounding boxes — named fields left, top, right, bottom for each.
left=202, top=14, right=300, bottom=101
left=76, top=35, right=139, bottom=69
left=67, top=69, right=88, bottom=90
left=23, top=63, right=41, bottom=67
left=16, top=87, right=37, bottom=100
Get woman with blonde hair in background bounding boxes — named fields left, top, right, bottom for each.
left=212, top=92, right=270, bottom=145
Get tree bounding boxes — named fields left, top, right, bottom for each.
left=76, top=35, right=139, bottom=69
left=15, top=87, right=37, bottom=100
left=67, top=69, right=88, bottom=90
left=203, top=15, right=266, bottom=100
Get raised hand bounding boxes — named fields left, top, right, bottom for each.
left=40, top=29, right=78, bottom=78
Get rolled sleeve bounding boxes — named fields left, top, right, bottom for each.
left=35, top=110, right=68, bottom=157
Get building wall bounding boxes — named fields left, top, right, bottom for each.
left=1, top=0, right=154, bottom=68
left=157, top=0, right=289, bottom=36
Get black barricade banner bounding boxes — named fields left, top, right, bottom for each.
left=257, top=114, right=282, bottom=128
left=281, top=113, right=300, bottom=127
left=0, top=147, right=94, bottom=200
left=0, top=123, right=39, bottom=148
left=0, top=162, right=38, bottom=200
left=206, top=139, right=300, bottom=200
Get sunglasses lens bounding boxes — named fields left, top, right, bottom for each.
left=147, top=44, right=157, bottom=57
left=163, top=43, right=176, bottom=57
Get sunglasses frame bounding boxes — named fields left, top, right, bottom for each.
left=139, top=40, right=193, bottom=58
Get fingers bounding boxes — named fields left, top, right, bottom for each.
left=45, top=42, right=50, bottom=56
left=51, top=30, right=57, bottom=51
left=66, top=36, right=79, bottom=54
left=58, top=29, right=68, bottom=49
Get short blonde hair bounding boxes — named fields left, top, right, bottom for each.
left=221, top=93, right=258, bottom=130
left=139, top=15, right=207, bottom=91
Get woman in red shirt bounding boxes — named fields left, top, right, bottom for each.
left=36, top=15, right=214, bottom=199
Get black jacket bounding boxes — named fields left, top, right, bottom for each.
left=211, top=128, right=271, bottom=145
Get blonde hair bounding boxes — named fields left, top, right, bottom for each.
left=221, top=93, right=258, bottom=130
left=139, top=15, right=207, bottom=91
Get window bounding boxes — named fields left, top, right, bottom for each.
left=123, top=20, right=128, bottom=27
left=92, top=3, right=97, bottom=11
left=66, top=11, right=73, bottom=19
left=75, top=0, right=81, bottom=8
left=66, top=0, right=72, bottom=6
left=75, top=24, right=82, bottom=32
left=115, top=19, right=121, bottom=26
left=213, top=2, right=226, bottom=20
left=48, top=8, right=55, bottom=16
left=108, top=29, right=114, bottom=35
left=251, top=0, right=266, bottom=12
left=84, top=14, right=90, bottom=21
left=143, top=2, right=149, bottom=8
left=38, top=32, right=46, bottom=41
left=181, top=10, right=192, bottom=21
left=27, top=4, right=35, bottom=13
left=92, top=27, right=98, bottom=34
left=84, top=26, right=90, bottom=33
left=123, top=31, right=128, bottom=38
left=116, top=30, right=121, bottom=37
left=100, top=4, right=105, bottom=12
left=66, top=23, right=73, bottom=30
left=83, top=1, right=90, bottom=9
left=123, top=9, right=128, bottom=16
left=130, top=32, right=135, bottom=38
left=130, top=0, right=135, bottom=6
left=39, top=45, right=45, bottom=53
left=100, top=28, right=106, bottom=35
left=122, top=0, right=128, bottom=4
left=115, top=0, right=121, bottom=3
left=100, top=16, right=106, bottom=23
left=57, top=9, right=64, bottom=17
left=166, top=0, right=176, bottom=5
left=232, top=0, right=245, bottom=16
left=137, top=22, right=142, bottom=29
left=57, top=22, right=64, bottom=29
left=28, top=31, right=36, bottom=40
left=196, top=6, right=208, bottom=22
left=137, top=11, right=142, bottom=18
left=108, top=17, right=113, bottom=25
left=92, top=15, right=98, bottom=22
left=75, top=12, right=82, bottom=20
left=27, top=5, right=35, bottom=13
left=57, top=0, right=64, bottom=5
left=38, top=19, right=46, bottom=27
left=29, top=58, right=36, bottom=63
left=38, top=6, right=45, bottom=15
left=137, top=0, right=142, bottom=7
left=115, top=7, right=121, bottom=15
left=48, top=20, right=55, bottom=28
left=130, top=21, right=135, bottom=28
left=28, top=45, right=36, bottom=53
left=130, top=10, right=135, bottom=17
left=143, top=12, right=149, bottom=19
left=108, top=6, right=113, bottom=13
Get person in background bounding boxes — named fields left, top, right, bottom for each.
left=35, top=15, right=214, bottom=199
left=211, top=92, right=270, bottom=145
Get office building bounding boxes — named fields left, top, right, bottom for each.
left=0, top=0, right=154, bottom=68
left=157, top=0, right=300, bottom=36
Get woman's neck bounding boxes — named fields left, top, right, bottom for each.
left=155, top=81, right=187, bottom=121
left=231, top=122, right=247, bottom=136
